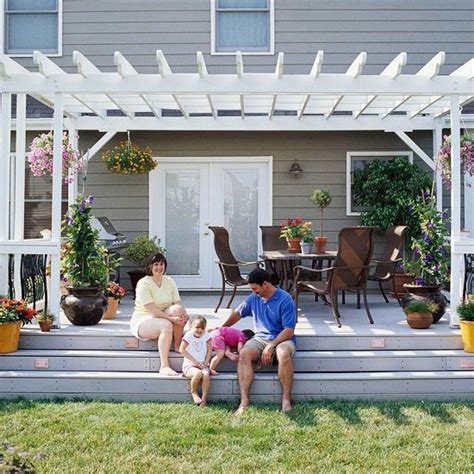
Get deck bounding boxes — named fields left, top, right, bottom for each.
left=1, top=292, right=473, bottom=402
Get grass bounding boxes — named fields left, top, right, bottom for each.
left=1, top=399, right=473, bottom=473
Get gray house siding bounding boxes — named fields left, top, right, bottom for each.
left=76, top=130, right=433, bottom=285
left=12, top=0, right=474, bottom=75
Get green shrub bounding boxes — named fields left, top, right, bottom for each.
left=125, top=235, right=165, bottom=269
left=36, top=311, right=55, bottom=322
left=310, top=189, right=332, bottom=237
left=403, top=300, right=438, bottom=315
left=457, top=301, right=474, bottom=321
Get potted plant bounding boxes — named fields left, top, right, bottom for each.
left=310, top=189, right=332, bottom=254
left=352, top=157, right=432, bottom=297
left=0, top=298, right=36, bottom=353
left=36, top=311, right=55, bottom=332
left=300, top=222, right=314, bottom=255
left=402, top=191, right=449, bottom=323
left=28, top=131, right=82, bottom=183
left=458, top=299, right=474, bottom=353
left=280, top=217, right=307, bottom=253
left=101, top=136, right=157, bottom=175
left=403, top=300, right=438, bottom=329
left=125, top=234, right=165, bottom=297
left=103, top=281, right=126, bottom=320
left=60, top=195, right=110, bottom=326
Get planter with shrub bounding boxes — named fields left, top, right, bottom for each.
left=458, top=300, right=474, bottom=353
left=403, top=300, right=438, bottom=329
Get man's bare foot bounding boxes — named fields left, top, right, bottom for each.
left=282, top=399, right=292, bottom=412
left=234, top=404, right=249, bottom=416
left=209, top=368, right=219, bottom=376
left=226, top=352, right=239, bottom=362
left=199, top=399, right=208, bottom=408
left=159, top=366, right=178, bottom=376
left=191, top=392, right=202, bottom=405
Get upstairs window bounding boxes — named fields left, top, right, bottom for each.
left=212, top=0, right=274, bottom=54
left=5, top=0, right=61, bottom=55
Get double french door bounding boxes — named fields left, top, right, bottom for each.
left=150, top=157, right=272, bottom=288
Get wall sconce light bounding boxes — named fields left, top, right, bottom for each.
left=289, top=160, right=303, bottom=178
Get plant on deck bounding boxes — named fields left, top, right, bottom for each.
left=309, top=189, right=331, bottom=237
left=403, top=300, right=438, bottom=315
left=125, top=235, right=165, bottom=270
left=104, top=282, right=126, bottom=300
left=279, top=217, right=312, bottom=240
left=457, top=300, right=474, bottom=321
left=437, top=134, right=474, bottom=188
left=0, top=299, right=36, bottom=325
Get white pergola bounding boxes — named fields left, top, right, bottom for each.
left=0, top=50, right=472, bottom=327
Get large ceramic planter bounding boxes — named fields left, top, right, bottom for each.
left=286, top=238, right=301, bottom=253
left=313, top=236, right=328, bottom=254
left=460, top=320, right=474, bottom=353
left=61, top=287, right=107, bottom=326
left=103, top=297, right=119, bottom=320
left=390, top=273, right=415, bottom=298
left=128, top=270, right=147, bottom=299
left=0, top=321, right=21, bottom=353
left=406, top=311, right=433, bottom=329
left=401, top=284, right=447, bottom=324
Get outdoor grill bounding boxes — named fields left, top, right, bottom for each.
left=91, top=216, right=127, bottom=251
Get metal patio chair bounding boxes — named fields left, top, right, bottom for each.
left=293, top=226, right=376, bottom=327
left=209, top=226, right=262, bottom=312
left=260, top=225, right=287, bottom=286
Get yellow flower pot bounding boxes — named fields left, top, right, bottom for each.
left=460, top=320, right=474, bottom=353
left=0, top=321, right=22, bottom=353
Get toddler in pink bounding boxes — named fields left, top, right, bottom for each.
left=209, top=327, right=254, bottom=374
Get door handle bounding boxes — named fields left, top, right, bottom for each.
left=203, top=223, right=210, bottom=235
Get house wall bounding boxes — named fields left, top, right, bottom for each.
left=11, top=0, right=473, bottom=75
left=78, top=130, right=433, bottom=284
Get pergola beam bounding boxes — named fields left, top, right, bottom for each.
left=196, top=52, right=216, bottom=119
left=394, top=131, right=435, bottom=170
left=298, top=51, right=324, bottom=119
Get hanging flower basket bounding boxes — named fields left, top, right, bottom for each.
left=27, top=132, right=82, bottom=183
left=437, top=135, right=474, bottom=188
left=102, top=140, right=157, bottom=175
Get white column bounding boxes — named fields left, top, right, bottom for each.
left=433, top=121, right=443, bottom=212
left=449, top=95, right=462, bottom=328
left=0, top=93, right=12, bottom=295
left=67, top=122, right=78, bottom=206
left=50, top=93, right=63, bottom=325
left=13, top=94, right=27, bottom=298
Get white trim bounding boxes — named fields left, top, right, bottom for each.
left=346, top=151, right=414, bottom=216
left=210, top=0, right=275, bottom=56
left=2, top=0, right=63, bottom=57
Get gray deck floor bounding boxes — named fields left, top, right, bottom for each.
left=24, top=291, right=459, bottom=338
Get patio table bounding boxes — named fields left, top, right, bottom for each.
left=261, top=250, right=337, bottom=292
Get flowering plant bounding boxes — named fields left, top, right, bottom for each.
left=280, top=217, right=312, bottom=240
left=104, top=282, right=126, bottom=300
left=102, top=140, right=157, bottom=175
left=0, top=298, right=37, bottom=325
left=28, top=132, right=82, bottom=183
left=437, top=135, right=474, bottom=188
left=61, top=195, right=110, bottom=289
left=404, top=191, right=450, bottom=286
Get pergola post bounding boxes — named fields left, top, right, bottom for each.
left=0, top=93, right=12, bottom=295
left=13, top=93, right=27, bottom=298
left=433, top=121, right=444, bottom=212
left=50, top=93, right=63, bottom=324
left=67, top=121, right=78, bottom=206
left=449, top=95, right=462, bottom=328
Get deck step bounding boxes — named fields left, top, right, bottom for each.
left=0, top=370, right=472, bottom=402
left=18, top=331, right=463, bottom=351
left=2, top=349, right=474, bottom=373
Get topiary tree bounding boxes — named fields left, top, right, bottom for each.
left=310, top=189, right=332, bottom=237
left=352, top=157, right=432, bottom=246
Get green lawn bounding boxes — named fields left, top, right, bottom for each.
left=1, top=400, right=473, bottom=473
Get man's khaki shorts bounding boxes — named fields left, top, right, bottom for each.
left=244, top=337, right=296, bottom=358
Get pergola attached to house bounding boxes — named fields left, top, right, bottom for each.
left=0, top=50, right=472, bottom=326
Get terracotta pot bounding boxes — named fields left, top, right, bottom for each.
left=313, top=236, right=328, bottom=254
left=38, top=320, right=53, bottom=332
left=460, top=320, right=474, bottom=353
left=128, top=270, right=147, bottom=299
left=401, top=284, right=447, bottom=323
left=60, top=287, right=107, bottom=326
left=406, top=311, right=433, bottom=329
left=390, top=273, right=415, bottom=298
left=0, top=321, right=21, bottom=353
left=286, top=237, right=301, bottom=253
left=104, top=297, right=119, bottom=320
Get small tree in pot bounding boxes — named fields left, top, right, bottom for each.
left=125, top=234, right=165, bottom=298
left=60, top=195, right=110, bottom=325
left=310, top=189, right=331, bottom=254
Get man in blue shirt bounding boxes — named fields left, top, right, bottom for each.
left=221, top=268, right=297, bottom=415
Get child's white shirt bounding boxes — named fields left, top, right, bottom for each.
left=182, top=330, right=212, bottom=372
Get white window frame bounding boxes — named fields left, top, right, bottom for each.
left=346, top=151, right=414, bottom=217
left=210, top=0, right=275, bottom=56
left=1, top=0, right=63, bottom=57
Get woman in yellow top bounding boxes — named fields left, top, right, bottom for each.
left=130, top=252, right=188, bottom=376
